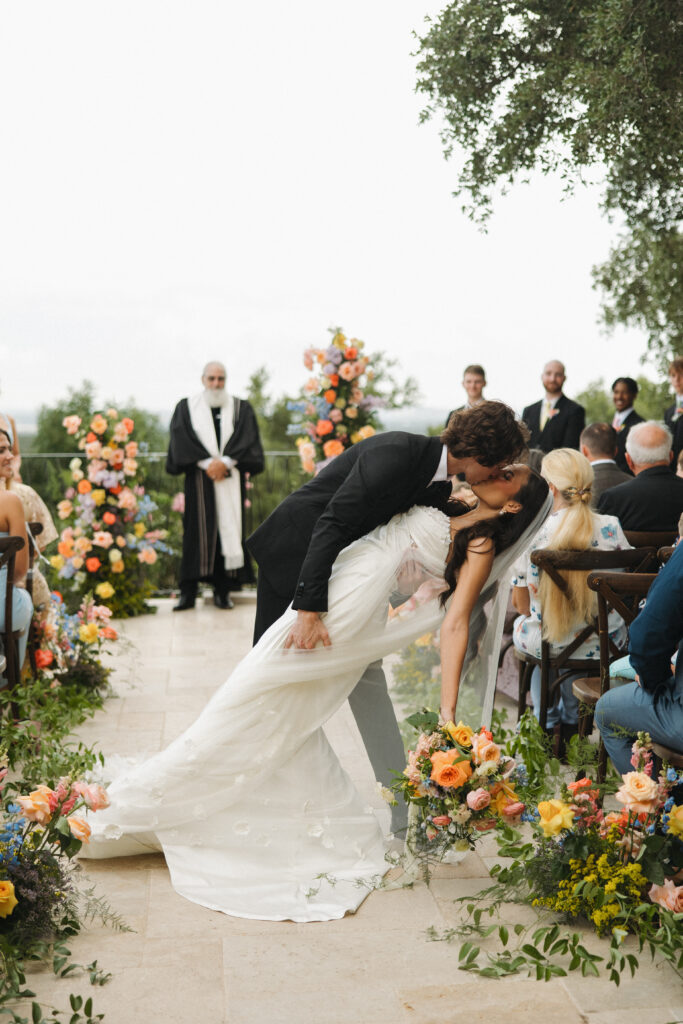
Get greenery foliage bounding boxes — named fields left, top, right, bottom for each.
left=414, top=0, right=683, bottom=359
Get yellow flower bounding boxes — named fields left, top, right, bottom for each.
left=92, top=489, right=106, bottom=507
left=50, top=555, right=65, bottom=570
left=109, top=549, right=123, bottom=564
left=537, top=799, right=575, bottom=837
left=0, top=881, right=18, bottom=918
left=134, top=522, right=146, bottom=538
left=78, top=623, right=99, bottom=644
left=664, top=803, right=683, bottom=838
left=414, top=633, right=433, bottom=647
left=444, top=721, right=474, bottom=748
left=95, top=582, right=115, bottom=599
left=332, top=332, right=346, bottom=349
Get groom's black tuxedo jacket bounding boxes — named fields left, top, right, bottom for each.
left=521, top=394, right=585, bottom=453
left=247, top=432, right=449, bottom=613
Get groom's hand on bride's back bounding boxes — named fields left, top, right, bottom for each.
left=284, top=611, right=332, bottom=650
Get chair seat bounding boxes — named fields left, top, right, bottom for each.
left=571, top=677, right=601, bottom=704
left=651, top=742, right=683, bottom=768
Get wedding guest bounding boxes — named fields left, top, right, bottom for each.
left=597, top=421, right=683, bottom=532
left=677, top=450, right=683, bottom=479
left=611, top=377, right=643, bottom=473
left=445, top=364, right=487, bottom=425
left=664, top=356, right=683, bottom=468
left=596, top=539, right=683, bottom=774
left=522, top=360, right=585, bottom=453
left=579, top=423, right=630, bottom=505
left=0, top=438, right=57, bottom=620
left=0, top=431, right=32, bottom=682
left=166, top=361, right=264, bottom=611
left=511, top=448, right=630, bottom=753
left=0, top=390, right=21, bottom=480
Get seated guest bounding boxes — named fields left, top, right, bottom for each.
left=664, top=356, right=683, bottom=467
left=597, top=421, right=683, bottom=531
left=0, top=433, right=32, bottom=681
left=677, top=449, right=683, bottom=479
left=511, top=448, right=630, bottom=749
left=0, top=431, right=57, bottom=619
left=0, top=394, right=21, bottom=480
left=444, top=363, right=487, bottom=425
left=522, top=360, right=585, bottom=453
left=579, top=422, right=630, bottom=505
left=611, top=376, right=643, bottom=473
left=596, top=539, right=683, bottom=774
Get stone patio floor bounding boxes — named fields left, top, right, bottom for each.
left=24, top=596, right=683, bottom=1023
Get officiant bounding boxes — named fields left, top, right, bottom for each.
left=166, top=361, right=264, bottom=611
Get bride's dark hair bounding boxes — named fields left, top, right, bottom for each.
left=440, top=469, right=549, bottom=606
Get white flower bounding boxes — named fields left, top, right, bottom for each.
left=69, top=457, right=82, bottom=471
left=375, top=782, right=397, bottom=805
left=452, top=806, right=472, bottom=824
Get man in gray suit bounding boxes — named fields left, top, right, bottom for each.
left=580, top=423, right=630, bottom=506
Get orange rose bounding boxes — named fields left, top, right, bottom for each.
left=102, top=511, right=117, bottom=525
left=323, top=439, right=345, bottom=459
left=77, top=480, right=92, bottom=494
left=100, top=626, right=118, bottom=640
left=86, top=431, right=97, bottom=443
left=57, top=540, right=74, bottom=558
left=35, top=649, right=54, bottom=669
left=67, top=816, right=91, bottom=843
left=121, top=417, right=134, bottom=433
left=316, top=419, right=334, bottom=436
left=85, top=557, right=101, bottom=572
left=430, top=750, right=472, bottom=789
left=328, top=374, right=339, bottom=387
left=344, top=346, right=358, bottom=359
left=323, top=389, right=337, bottom=404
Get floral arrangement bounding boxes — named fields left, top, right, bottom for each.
left=393, top=710, right=525, bottom=860
left=0, top=754, right=109, bottom=953
left=440, top=730, right=683, bottom=985
left=52, top=409, right=172, bottom=617
left=33, top=593, right=118, bottom=693
left=287, top=328, right=384, bottom=474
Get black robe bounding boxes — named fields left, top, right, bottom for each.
left=166, top=397, right=264, bottom=586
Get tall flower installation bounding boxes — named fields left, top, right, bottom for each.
left=288, top=328, right=385, bottom=474
left=52, top=409, right=171, bottom=617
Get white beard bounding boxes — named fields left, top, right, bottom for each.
left=204, top=388, right=229, bottom=409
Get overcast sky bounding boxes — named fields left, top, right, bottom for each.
left=1, top=1, right=655, bottom=430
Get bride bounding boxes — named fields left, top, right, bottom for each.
left=81, top=465, right=550, bottom=922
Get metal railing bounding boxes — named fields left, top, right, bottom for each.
left=19, top=450, right=305, bottom=593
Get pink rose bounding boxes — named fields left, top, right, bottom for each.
left=432, top=815, right=451, bottom=828
left=470, top=734, right=501, bottom=765
left=649, top=879, right=683, bottom=913
left=67, top=816, right=91, bottom=843
left=501, top=801, right=525, bottom=821
left=466, top=788, right=492, bottom=811
left=473, top=818, right=497, bottom=832
left=73, top=781, right=110, bottom=811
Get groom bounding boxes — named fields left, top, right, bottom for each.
left=247, top=401, right=529, bottom=832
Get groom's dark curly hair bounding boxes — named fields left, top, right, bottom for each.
left=441, top=401, right=529, bottom=467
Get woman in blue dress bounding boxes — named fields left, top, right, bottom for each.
left=0, top=429, right=32, bottom=681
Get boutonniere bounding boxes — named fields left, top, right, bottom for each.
left=547, top=407, right=559, bottom=419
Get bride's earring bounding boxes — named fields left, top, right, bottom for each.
left=499, top=509, right=506, bottom=516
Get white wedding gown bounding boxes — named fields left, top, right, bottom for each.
left=82, top=499, right=549, bottom=922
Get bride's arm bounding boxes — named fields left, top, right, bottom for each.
left=439, top=538, right=495, bottom=722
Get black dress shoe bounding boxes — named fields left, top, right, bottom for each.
left=213, top=593, right=234, bottom=610
left=173, top=595, right=196, bottom=612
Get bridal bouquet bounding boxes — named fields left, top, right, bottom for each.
left=393, top=710, right=525, bottom=859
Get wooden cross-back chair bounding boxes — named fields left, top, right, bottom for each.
left=516, top=546, right=657, bottom=730
left=0, top=534, right=26, bottom=691
left=25, top=521, right=43, bottom=676
left=623, top=530, right=677, bottom=550
left=572, top=570, right=656, bottom=782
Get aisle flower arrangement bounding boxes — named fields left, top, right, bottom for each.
left=393, top=710, right=525, bottom=860
left=440, top=731, right=683, bottom=985
left=288, top=328, right=384, bottom=474
left=34, top=593, right=118, bottom=694
left=52, top=409, right=171, bottom=617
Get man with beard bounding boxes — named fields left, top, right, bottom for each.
left=167, top=361, right=264, bottom=611
left=522, top=359, right=585, bottom=453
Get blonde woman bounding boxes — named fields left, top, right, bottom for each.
left=511, top=448, right=631, bottom=743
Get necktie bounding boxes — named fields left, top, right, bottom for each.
left=540, top=400, right=552, bottom=431
left=611, top=414, right=621, bottom=430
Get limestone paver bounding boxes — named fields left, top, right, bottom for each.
left=21, top=595, right=683, bottom=1024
